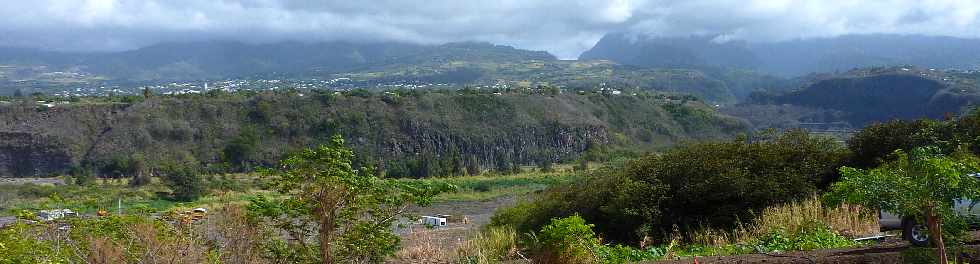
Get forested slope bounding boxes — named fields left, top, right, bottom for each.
left=0, top=90, right=746, bottom=177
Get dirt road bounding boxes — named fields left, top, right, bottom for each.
left=0, top=177, right=64, bottom=185
left=652, top=234, right=980, bottom=264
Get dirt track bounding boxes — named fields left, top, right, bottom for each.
left=653, top=233, right=980, bottom=264
left=0, top=177, right=64, bottom=185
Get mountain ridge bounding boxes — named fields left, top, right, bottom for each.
left=581, top=33, right=980, bottom=77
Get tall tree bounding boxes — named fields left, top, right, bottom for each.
left=825, top=147, right=980, bottom=264
left=249, top=135, right=454, bottom=263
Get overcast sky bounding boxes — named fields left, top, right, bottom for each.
left=1, top=0, right=978, bottom=59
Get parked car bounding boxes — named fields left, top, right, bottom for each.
left=880, top=173, right=980, bottom=246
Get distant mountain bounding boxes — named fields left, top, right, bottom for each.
left=580, top=35, right=761, bottom=70
left=727, top=67, right=980, bottom=128
left=581, top=33, right=980, bottom=77
left=0, top=41, right=556, bottom=81
left=0, top=40, right=787, bottom=103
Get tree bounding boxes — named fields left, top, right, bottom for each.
left=223, top=128, right=259, bottom=171
left=248, top=135, right=454, bottom=263
left=128, top=154, right=151, bottom=187
left=69, top=165, right=95, bottom=186
left=160, top=163, right=205, bottom=202
left=825, top=147, right=980, bottom=264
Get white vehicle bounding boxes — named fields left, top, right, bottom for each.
left=880, top=173, right=980, bottom=246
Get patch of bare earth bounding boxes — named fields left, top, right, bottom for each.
left=389, top=196, right=517, bottom=263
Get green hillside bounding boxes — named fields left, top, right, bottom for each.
left=0, top=89, right=746, bottom=178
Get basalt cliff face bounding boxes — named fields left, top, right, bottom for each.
left=0, top=132, right=72, bottom=177
left=0, top=92, right=746, bottom=177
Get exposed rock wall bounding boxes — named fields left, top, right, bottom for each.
left=0, top=132, right=72, bottom=177
left=0, top=93, right=744, bottom=177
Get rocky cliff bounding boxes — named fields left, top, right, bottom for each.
left=0, top=91, right=746, bottom=177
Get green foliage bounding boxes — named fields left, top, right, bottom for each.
left=70, top=165, right=95, bottom=186
left=593, top=244, right=665, bottom=264
left=0, top=90, right=746, bottom=179
left=847, top=110, right=980, bottom=168
left=493, top=130, right=846, bottom=244
left=224, top=127, right=260, bottom=171
left=847, top=119, right=950, bottom=168
left=523, top=215, right=668, bottom=263
left=537, top=214, right=601, bottom=262
left=159, top=163, right=205, bottom=202
left=248, top=135, right=455, bottom=263
left=827, top=147, right=980, bottom=241
left=0, top=223, right=74, bottom=264
left=754, top=223, right=857, bottom=252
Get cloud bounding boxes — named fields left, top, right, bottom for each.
left=625, top=0, right=980, bottom=42
left=0, top=0, right=977, bottom=59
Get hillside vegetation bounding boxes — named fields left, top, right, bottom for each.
left=729, top=67, right=980, bottom=128
left=581, top=33, right=980, bottom=77
left=0, top=89, right=746, bottom=178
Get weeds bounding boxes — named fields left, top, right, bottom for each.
left=685, top=194, right=878, bottom=247
left=395, top=228, right=458, bottom=263
left=457, top=226, right=520, bottom=263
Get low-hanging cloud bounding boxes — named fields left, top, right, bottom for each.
left=0, top=0, right=978, bottom=59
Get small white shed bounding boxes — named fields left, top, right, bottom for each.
left=420, top=216, right=447, bottom=227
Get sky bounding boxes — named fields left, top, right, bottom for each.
left=0, top=0, right=979, bottom=59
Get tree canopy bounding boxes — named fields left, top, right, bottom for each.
left=248, top=135, right=455, bottom=263
left=825, top=147, right=980, bottom=264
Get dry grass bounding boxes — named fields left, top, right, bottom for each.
left=393, top=228, right=459, bottom=263
left=85, top=237, right=127, bottom=264
left=196, top=205, right=270, bottom=264
left=687, top=194, right=879, bottom=246
left=393, top=226, right=521, bottom=264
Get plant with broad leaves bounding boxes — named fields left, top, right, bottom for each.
left=825, top=147, right=980, bottom=264
left=248, top=135, right=455, bottom=264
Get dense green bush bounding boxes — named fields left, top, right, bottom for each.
left=535, top=214, right=601, bottom=263
left=847, top=109, right=980, bottom=168
left=159, top=164, right=205, bottom=201
left=493, top=130, right=847, bottom=244
left=0, top=223, right=74, bottom=263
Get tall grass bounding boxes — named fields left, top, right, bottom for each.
left=686, top=194, right=879, bottom=247
left=456, top=226, right=521, bottom=264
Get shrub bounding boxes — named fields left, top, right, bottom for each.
left=472, top=181, right=492, bottom=192
left=535, top=215, right=601, bottom=264
left=0, top=223, right=74, bottom=263
left=491, top=130, right=847, bottom=245
left=159, top=164, right=205, bottom=201
left=754, top=222, right=858, bottom=252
